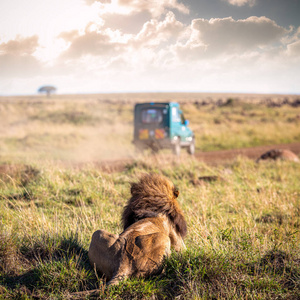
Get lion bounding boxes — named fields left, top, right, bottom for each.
left=88, top=173, right=187, bottom=285
left=256, top=149, right=299, bottom=163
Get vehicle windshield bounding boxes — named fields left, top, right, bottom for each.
left=141, top=108, right=163, bottom=124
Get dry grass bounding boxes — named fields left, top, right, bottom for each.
left=0, top=93, right=299, bottom=299
left=0, top=157, right=299, bottom=299
left=0, top=93, right=300, bottom=164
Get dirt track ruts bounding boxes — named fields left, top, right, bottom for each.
left=94, top=142, right=300, bottom=172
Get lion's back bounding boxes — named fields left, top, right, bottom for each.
left=119, top=217, right=171, bottom=277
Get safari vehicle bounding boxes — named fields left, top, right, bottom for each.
left=133, top=102, right=195, bottom=155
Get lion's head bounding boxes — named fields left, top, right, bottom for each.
left=122, top=173, right=187, bottom=238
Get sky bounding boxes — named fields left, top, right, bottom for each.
left=0, top=0, right=300, bottom=95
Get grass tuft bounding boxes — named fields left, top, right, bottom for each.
left=0, top=164, right=40, bottom=187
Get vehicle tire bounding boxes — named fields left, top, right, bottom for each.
left=173, top=138, right=181, bottom=156
left=187, top=138, right=195, bottom=155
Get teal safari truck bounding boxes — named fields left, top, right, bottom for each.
left=133, top=102, right=195, bottom=155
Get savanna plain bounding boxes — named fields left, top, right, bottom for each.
left=0, top=93, right=300, bottom=299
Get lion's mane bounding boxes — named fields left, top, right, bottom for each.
left=122, top=173, right=187, bottom=238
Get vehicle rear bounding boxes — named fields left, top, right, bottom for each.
left=133, top=103, right=171, bottom=152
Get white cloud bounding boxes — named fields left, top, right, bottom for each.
left=223, top=0, right=256, bottom=7
left=58, top=23, right=131, bottom=60
left=286, top=39, right=300, bottom=56
left=86, top=0, right=111, bottom=3
left=175, top=16, right=288, bottom=60
left=86, top=0, right=189, bottom=17
left=119, top=0, right=189, bottom=17
left=133, top=12, right=184, bottom=47
left=0, top=35, right=39, bottom=55
left=0, top=36, right=42, bottom=78
left=60, top=31, right=117, bottom=58
left=0, top=8, right=299, bottom=94
left=58, top=12, right=184, bottom=61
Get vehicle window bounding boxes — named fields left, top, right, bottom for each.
left=172, top=107, right=181, bottom=123
left=181, top=113, right=185, bottom=124
left=141, top=109, right=163, bottom=124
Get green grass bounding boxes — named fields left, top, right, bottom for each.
left=0, top=94, right=299, bottom=298
left=0, top=158, right=299, bottom=299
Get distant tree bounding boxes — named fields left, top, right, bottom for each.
left=38, top=85, right=57, bottom=97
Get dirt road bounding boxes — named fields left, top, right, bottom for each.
left=95, top=142, right=300, bottom=172
left=195, top=142, right=300, bottom=163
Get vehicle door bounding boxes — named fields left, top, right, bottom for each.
left=171, top=106, right=190, bottom=141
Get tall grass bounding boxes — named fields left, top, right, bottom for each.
left=0, top=94, right=299, bottom=298
left=0, top=157, right=299, bottom=299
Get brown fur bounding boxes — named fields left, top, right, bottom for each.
left=257, top=149, right=299, bottom=162
left=88, top=173, right=187, bottom=285
left=122, top=173, right=187, bottom=238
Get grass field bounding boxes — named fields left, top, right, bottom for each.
left=0, top=93, right=300, bottom=299
left=0, top=93, right=300, bottom=163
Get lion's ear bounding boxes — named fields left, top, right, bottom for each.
left=173, top=188, right=179, bottom=198
left=130, top=183, right=138, bottom=195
